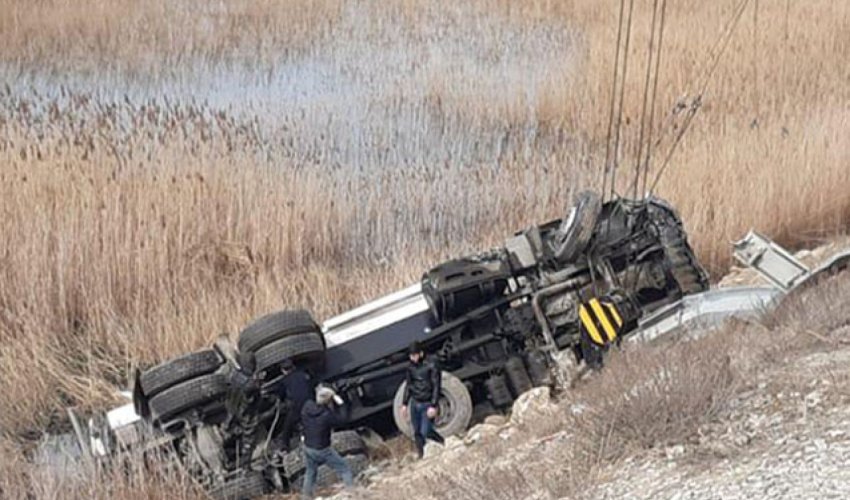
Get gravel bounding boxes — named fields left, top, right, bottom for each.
left=591, top=348, right=850, bottom=500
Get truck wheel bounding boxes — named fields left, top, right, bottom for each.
left=653, top=207, right=710, bottom=296
left=552, top=190, right=602, bottom=262
left=331, top=430, right=368, bottom=457
left=139, top=349, right=222, bottom=397
left=238, top=309, right=319, bottom=354
left=208, top=471, right=268, bottom=500
left=149, top=373, right=228, bottom=423
left=505, top=357, right=533, bottom=397
left=392, top=371, right=473, bottom=439
left=254, top=331, right=325, bottom=373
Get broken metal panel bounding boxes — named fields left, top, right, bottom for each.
left=733, top=230, right=810, bottom=291
left=105, top=403, right=145, bottom=449
left=34, top=432, right=84, bottom=470
left=628, top=286, right=781, bottom=344
left=794, top=249, right=850, bottom=290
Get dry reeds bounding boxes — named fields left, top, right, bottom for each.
left=1, top=1, right=848, bottom=498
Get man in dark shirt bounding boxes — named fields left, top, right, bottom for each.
left=400, top=341, right=445, bottom=458
left=300, top=386, right=353, bottom=499
left=273, top=358, right=315, bottom=451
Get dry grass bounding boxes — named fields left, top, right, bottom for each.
left=1, top=439, right=207, bottom=500
left=1, top=0, right=849, bottom=498
left=0, top=0, right=345, bottom=76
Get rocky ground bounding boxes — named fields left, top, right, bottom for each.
left=591, top=330, right=850, bottom=500
left=332, top=335, right=850, bottom=500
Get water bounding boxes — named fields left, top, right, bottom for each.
left=2, top=3, right=580, bottom=170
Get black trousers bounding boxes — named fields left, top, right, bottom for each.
left=278, top=405, right=302, bottom=451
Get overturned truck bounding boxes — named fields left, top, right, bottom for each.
left=121, top=191, right=708, bottom=497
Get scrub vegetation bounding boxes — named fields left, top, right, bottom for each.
left=0, top=0, right=848, bottom=497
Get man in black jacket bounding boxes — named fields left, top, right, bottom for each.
left=300, top=386, right=353, bottom=499
left=273, top=358, right=314, bottom=451
left=400, top=341, right=445, bottom=458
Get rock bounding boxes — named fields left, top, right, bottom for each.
left=423, top=441, right=443, bottom=459
left=570, top=403, right=587, bottom=416
left=484, top=414, right=507, bottom=427
left=499, top=427, right=517, bottom=440
left=805, top=390, right=822, bottom=408
left=551, top=351, right=578, bottom=386
left=444, top=436, right=465, bottom=450
left=398, top=453, right=418, bottom=466
left=510, top=387, right=553, bottom=426
left=665, top=444, right=685, bottom=460
left=733, top=433, right=750, bottom=447
left=464, top=423, right=500, bottom=445
left=358, top=464, right=383, bottom=482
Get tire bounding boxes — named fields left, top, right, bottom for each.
left=139, top=349, right=222, bottom=397
left=392, top=371, right=473, bottom=439
left=208, top=472, right=268, bottom=500
left=149, top=373, right=228, bottom=423
left=238, top=309, right=319, bottom=354
left=289, top=454, right=369, bottom=491
left=331, top=430, right=367, bottom=457
left=552, top=190, right=602, bottom=262
left=662, top=233, right=709, bottom=296
left=505, top=357, right=533, bottom=397
left=652, top=204, right=710, bottom=297
left=254, top=331, right=325, bottom=373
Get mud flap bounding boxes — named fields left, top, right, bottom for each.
left=132, top=368, right=151, bottom=420
left=577, top=297, right=627, bottom=369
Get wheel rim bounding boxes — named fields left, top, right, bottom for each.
left=435, top=393, right=455, bottom=428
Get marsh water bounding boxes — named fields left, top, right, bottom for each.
left=3, top=4, right=580, bottom=170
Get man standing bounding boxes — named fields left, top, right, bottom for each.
left=400, top=342, right=445, bottom=458
left=273, top=358, right=314, bottom=451
left=225, top=352, right=262, bottom=466
left=300, top=386, right=353, bottom=499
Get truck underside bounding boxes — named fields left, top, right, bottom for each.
left=115, top=191, right=709, bottom=497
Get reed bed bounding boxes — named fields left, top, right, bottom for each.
left=0, top=0, right=848, bottom=497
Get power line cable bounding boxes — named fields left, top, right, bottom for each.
left=632, top=0, right=662, bottom=200
left=609, top=0, right=637, bottom=202
left=640, top=0, right=668, bottom=196
left=649, top=0, right=752, bottom=193
left=601, top=0, right=630, bottom=203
